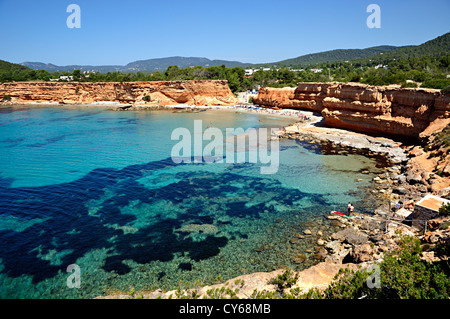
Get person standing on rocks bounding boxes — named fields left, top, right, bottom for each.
left=347, top=202, right=354, bottom=216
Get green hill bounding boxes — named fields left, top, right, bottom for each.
left=345, top=32, right=450, bottom=89
left=265, top=45, right=403, bottom=68
left=0, top=59, right=31, bottom=73
left=0, top=59, right=52, bottom=82
left=262, top=32, right=449, bottom=69
left=356, top=32, right=450, bottom=64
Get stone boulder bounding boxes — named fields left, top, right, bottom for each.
left=324, top=240, right=351, bottom=263
left=409, top=146, right=424, bottom=157
left=331, top=227, right=368, bottom=246
left=325, top=240, right=343, bottom=254
left=349, top=243, right=375, bottom=263
left=354, top=218, right=381, bottom=232
left=406, top=172, right=423, bottom=185
left=312, top=247, right=328, bottom=261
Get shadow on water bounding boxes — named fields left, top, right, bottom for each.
left=0, top=158, right=176, bottom=283
left=0, top=157, right=325, bottom=284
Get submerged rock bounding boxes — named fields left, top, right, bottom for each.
left=254, top=244, right=270, bottom=252
left=176, top=223, right=218, bottom=235
left=312, top=248, right=328, bottom=261
left=291, top=253, right=307, bottom=264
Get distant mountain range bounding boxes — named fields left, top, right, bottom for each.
left=14, top=31, right=450, bottom=73
left=20, top=47, right=402, bottom=73
left=20, top=57, right=248, bottom=73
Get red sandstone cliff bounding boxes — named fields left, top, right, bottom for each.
left=0, top=80, right=238, bottom=106
left=253, top=83, right=450, bottom=139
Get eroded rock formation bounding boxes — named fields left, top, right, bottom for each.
left=0, top=80, right=238, bottom=106
left=253, top=83, right=450, bottom=139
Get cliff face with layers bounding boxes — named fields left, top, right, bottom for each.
left=253, top=83, right=450, bottom=139
left=0, top=80, right=238, bottom=106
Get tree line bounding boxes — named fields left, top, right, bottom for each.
left=1, top=54, right=449, bottom=93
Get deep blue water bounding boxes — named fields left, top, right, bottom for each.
left=0, top=105, right=385, bottom=298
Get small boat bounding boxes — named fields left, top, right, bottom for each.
left=331, top=211, right=354, bottom=219
left=332, top=211, right=345, bottom=216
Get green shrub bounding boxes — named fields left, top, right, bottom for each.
left=323, top=267, right=372, bottom=299
left=442, top=85, right=450, bottom=94
left=439, top=221, right=450, bottom=230
left=401, top=81, right=419, bottom=88
left=268, top=268, right=298, bottom=295
left=349, top=74, right=361, bottom=82
left=422, top=78, right=450, bottom=89
left=439, top=203, right=450, bottom=216
left=310, top=236, right=450, bottom=299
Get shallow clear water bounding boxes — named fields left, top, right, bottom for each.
left=0, top=105, right=385, bottom=298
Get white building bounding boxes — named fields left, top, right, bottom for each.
left=59, top=76, right=74, bottom=81
left=245, top=69, right=256, bottom=76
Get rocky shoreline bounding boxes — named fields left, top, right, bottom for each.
left=281, top=115, right=450, bottom=198
left=98, top=114, right=449, bottom=299
left=97, top=210, right=448, bottom=299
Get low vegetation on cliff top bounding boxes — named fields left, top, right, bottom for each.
left=319, top=236, right=449, bottom=299
left=1, top=57, right=449, bottom=94
left=247, top=236, right=449, bottom=299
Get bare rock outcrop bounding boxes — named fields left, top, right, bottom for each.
left=0, top=80, right=238, bottom=106
left=253, top=82, right=450, bottom=139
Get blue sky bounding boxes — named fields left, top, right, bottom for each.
left=0, top=0, right=449, bottom=65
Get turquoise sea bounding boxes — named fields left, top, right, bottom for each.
left=0, top=105, right=386, bottom=298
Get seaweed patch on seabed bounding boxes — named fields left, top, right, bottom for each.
left=0, top=157, right=326, bottom=285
